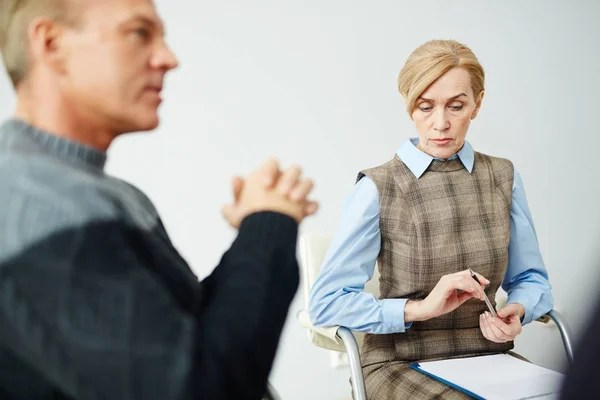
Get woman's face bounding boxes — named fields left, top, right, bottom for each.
left=411, top=67, right=483, bottom=159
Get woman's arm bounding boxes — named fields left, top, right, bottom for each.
left=502, top=169, right=554, bottom=325
left=307, top=177, right=410, bottom=334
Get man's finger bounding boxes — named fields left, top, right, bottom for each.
left=232, top=176, right=244, bottom=202
left=277, top=165, right=302, bottom=196
left=221, top=204, right=241, bottom=228
left=221, top=204, right=233, bottom=220
left=304, top=201, right=319, bottom=216
left=260, top=158, right=281, bottom=187
left=290, top=179, right=314, bottom=202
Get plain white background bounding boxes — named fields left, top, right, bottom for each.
left=1, top=1, right=599, bottom=399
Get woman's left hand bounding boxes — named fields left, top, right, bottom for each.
left=479, top=303, right=525, bottom=343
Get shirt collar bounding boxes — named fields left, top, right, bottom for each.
left=396, top=138, right=474, bottom=179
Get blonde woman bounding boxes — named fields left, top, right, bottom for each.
left=308, top=40, right=553, bottom=399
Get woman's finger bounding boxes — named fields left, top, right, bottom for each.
left=486, top=313, right=510, bottom=342
left=480, top=314, right=495, bottom=342
left=490, top=313, right=513, bottom=337
left=451, top=278, right=484, bottom=301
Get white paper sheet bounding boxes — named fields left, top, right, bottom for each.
left=414, top=354, right=565, bottom=400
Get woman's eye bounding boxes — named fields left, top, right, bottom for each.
left=449, top=104, right=463, bottom=111
left=419, top=106, right=433, bottom=112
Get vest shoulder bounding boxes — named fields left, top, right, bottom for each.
left=474, top=152, right=514, bottom=179
left=474, top=151, right=513, bottom=167
left=357, top=157, right=405, bottom=183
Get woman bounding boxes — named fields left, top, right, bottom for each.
left=308, top=39, right=553, bottom=399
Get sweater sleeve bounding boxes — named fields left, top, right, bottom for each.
left=192, top=212, right=300, bottom=399
left=0, top=209, right=299, bottom=400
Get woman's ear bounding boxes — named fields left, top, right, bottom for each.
left=471, top=90, right=485, bottom=120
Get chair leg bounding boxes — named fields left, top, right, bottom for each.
left=547, top=309, right=574, bottom=364
left=338, top=327, right=367, bottom=400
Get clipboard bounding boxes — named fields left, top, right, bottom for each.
left=409, top=354, right=564, bottom=400
left=410, top=362, right=484, bottom=399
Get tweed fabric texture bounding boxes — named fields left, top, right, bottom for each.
left=357, top=152, right=515, bottom=399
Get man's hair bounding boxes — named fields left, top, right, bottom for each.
left=0, top=0, right=77, bottom=88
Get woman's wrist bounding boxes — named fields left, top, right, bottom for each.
left=404, top=300, right=426, bottom=323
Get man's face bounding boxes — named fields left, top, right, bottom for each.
left=59, top=0, right=178, bottom=134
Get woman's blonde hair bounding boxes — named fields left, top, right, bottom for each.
left=398, top=39, right=485, bottom=115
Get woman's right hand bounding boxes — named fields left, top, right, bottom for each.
left=404, top=270, right=489, bottom=323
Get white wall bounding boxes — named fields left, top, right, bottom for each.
left=1, top=1, right=599, bottom=399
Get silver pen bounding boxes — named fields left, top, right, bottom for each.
left=468, top=268, right=497, bottom=318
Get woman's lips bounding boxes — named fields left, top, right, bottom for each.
left=431, top=138, right=452, bottom=145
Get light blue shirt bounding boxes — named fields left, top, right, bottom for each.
left=308, top=139, right=554, bottom=334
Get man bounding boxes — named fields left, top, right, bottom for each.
left=0, top=0, right=317, bottom=399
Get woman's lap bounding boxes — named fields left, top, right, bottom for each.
left=362, top=361, right=471, bottom=400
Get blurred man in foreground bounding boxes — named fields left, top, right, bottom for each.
left=0, top=0, right=317, bottom=398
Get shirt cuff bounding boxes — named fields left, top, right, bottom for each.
left=381, top=298, right=412, bottom=333
left=506, top=292, right=535, bottom=325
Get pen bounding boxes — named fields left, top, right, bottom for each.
left=468, top=268, right=497, bottom=318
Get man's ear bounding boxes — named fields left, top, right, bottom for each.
left=28, top=16, right=69, bottom=75
left=471, top=90, right=485, bottom=120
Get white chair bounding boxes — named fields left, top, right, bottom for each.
left=297, top=232, right=574, bottom=400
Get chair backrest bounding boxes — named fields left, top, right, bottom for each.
left=299, top=232, right=381, bottom=308
left=298, top=232, right=381, bottom=348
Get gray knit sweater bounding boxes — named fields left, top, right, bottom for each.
left=0, top=119, right=300, bottom=400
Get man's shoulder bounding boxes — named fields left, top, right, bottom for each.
left=0, top=154, right=124, bottom=258
left=0, top=153, right=119, bottom=209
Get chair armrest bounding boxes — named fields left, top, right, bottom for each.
left=546, top=309, right=575, bottom=364
left=337, top=327, right=367, bottom=400
left=297, top=309, right=347, bottom=352
left=296, top=314, right=368, bottom=400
